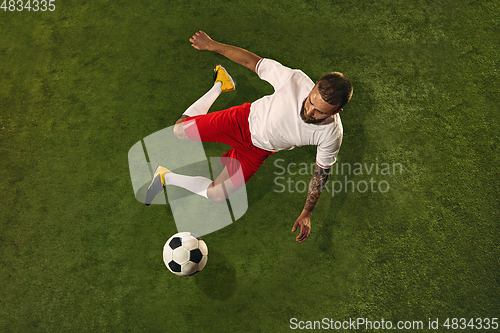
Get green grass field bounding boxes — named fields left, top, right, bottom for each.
left=1, top=0, right=499, bottom=331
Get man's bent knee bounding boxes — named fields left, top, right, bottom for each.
left=174, top=116, right=190, bottom=141
left=207, top=183, right=228, bottom=203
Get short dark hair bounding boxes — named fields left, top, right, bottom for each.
left=317, top=72, right=353, bottom=110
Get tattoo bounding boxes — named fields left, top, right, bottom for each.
left=304, top=165, right=330, bottom=212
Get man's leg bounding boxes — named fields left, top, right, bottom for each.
left=163, top=163, right=240, bottom=203
left=174, top=65, right=235, bottom=140
left=145, top=66, right=238, bottom=205
left=145, top=145, right=269, bottom=206
left=144, top=165, right=238, bottom=205
left=168, top=65, right=238, bottom=200
left=173, top=82, right=221, bottom=140
left=184, top=81, right=222, bottom=117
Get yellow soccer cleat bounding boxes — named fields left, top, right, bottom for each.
left=213, top=65, right=236, bottom=92
left=145, top=166, right=171, bottom=206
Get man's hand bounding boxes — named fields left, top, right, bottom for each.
left=188, top=30, right=262, bottom=73
left=190, top=30, right=214, bottom=51
left=292, top=210, right=312, bottom=243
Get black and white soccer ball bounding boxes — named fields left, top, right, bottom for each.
left=163, top=232, right=208, bottom=276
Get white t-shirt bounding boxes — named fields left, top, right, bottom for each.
left=248, top=58, right=343, bottom=169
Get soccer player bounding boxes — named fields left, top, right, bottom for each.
left=146, top=31, right=352, bottom=243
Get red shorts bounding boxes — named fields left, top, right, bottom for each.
left=182, top=103, right=274, bottom=189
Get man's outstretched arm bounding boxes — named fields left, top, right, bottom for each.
left=190, top=31, right=262, bottom=73
left=292, top=164, right=330, bottom=242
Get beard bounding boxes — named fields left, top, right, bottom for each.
left=300, top=98, right=325, bottom=124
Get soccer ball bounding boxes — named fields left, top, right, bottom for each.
left=163, top=232, right=208, bottom=276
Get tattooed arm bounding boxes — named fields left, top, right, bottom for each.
left=292, top=164, right=330, bottom=242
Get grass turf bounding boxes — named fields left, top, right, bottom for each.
left=1, top=0, right=498, bottom=331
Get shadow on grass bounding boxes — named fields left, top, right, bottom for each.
left=317, top=78, right=374, bottom=253
left=195, top=247, right=237, bottom=300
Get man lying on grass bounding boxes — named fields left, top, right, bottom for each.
left=145, top=30, right=353, bottom=243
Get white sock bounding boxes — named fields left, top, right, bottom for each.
left=183, top=82, right=222, bottom=117
left=164, top=172, right=213, bottom=199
